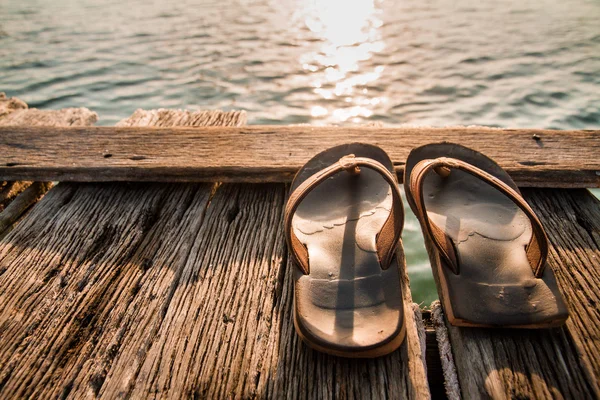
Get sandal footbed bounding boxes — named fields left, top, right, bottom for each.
left=291, top=143, right=406, bottom=356
left=404, top=143, right=568, bottom=328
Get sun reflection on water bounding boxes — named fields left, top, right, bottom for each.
left=301, top=0, right=386, bottom=123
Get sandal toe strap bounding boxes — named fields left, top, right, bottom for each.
left=285, top=155, right=404, bottom=275
left=409, top=156, right=548, bottom=277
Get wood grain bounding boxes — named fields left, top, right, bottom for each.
left=0, top=181, right=32, bottom=213
left=0, top=94, right=97, bottom=128
left=0, top=181, right=215, bottom=398
left=524, top=189, right=600, bottom=389
left=0, top=181, right=52, bottom=238
left=0, top=108, right=97, bottom=127
left=116, top=108, right=247, bottom=127
left=0, top=109, right=430, bottom=399
left=0, top=126, right=599, bottom=187
left=0, top=94, right=97, bottom=233
left=0, top=92, right=27, bottom=119
left=0, top=182, right=430, bottom=399
left=434, top=189, right=600, bottom=399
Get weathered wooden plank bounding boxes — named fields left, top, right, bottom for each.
left=0, top=93, right=34, bottom=230
left=116, top=108, right=247, bottom=127
left=121, top=182, right=288, bottom=399
left=0, top=181, right=430, bottom=399
left=523, top=189, right=600, bottom=387
left=0, top=109, right=244, bottom=399
left=430, top=304, right=460, bottom=400
left=0, top=92, right=27, bottom=119
left=0, top=182, right=215, bottom=398
left=0, top=93, right=97, bottom=127
left=0, top=108, right=98, bottom=127
left=0, top=181, right=52, bottom=238
left=0, top=126, right=599, bottom=187
left=0, top=94, right=97, bottom=234
left=432, top=189, right=600, bottom=399
left=0, top=181, right=32, bottom=213
left=0, top=109, right=429, bottom=399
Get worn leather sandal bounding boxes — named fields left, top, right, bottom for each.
left=404, top=143, right=568, bottom=328
left=285, top=143, right=406, bottom=357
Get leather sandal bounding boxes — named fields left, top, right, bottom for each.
left=285, top=143, right=406, bottom=357
left=404, top=143, right=568, bottom=328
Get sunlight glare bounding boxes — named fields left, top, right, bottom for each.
left=300, top=0, right=386, bottom=123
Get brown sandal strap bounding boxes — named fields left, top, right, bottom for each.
left=409, top=156, right=548, bottom=277
left=285, top=154, right=404, bottom=275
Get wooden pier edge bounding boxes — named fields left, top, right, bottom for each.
left=0, top=125, right=599, bottom=188
left=0, top=100, right=430, bottom=399
left=1, top=94, right=599, bottom=399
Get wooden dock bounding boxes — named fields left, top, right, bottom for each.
left=0, top=93, right=598, bottom=399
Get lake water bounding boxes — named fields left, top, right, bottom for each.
left=1, top=0, right=599, bottom=304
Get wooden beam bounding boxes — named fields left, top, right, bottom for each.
left=0, top=126, right=598, bottom=187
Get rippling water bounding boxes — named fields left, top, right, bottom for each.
left=1, top=0, right=599, bottom=304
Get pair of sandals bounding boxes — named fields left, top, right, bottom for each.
left=285, top=142, right=569, bottom=358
